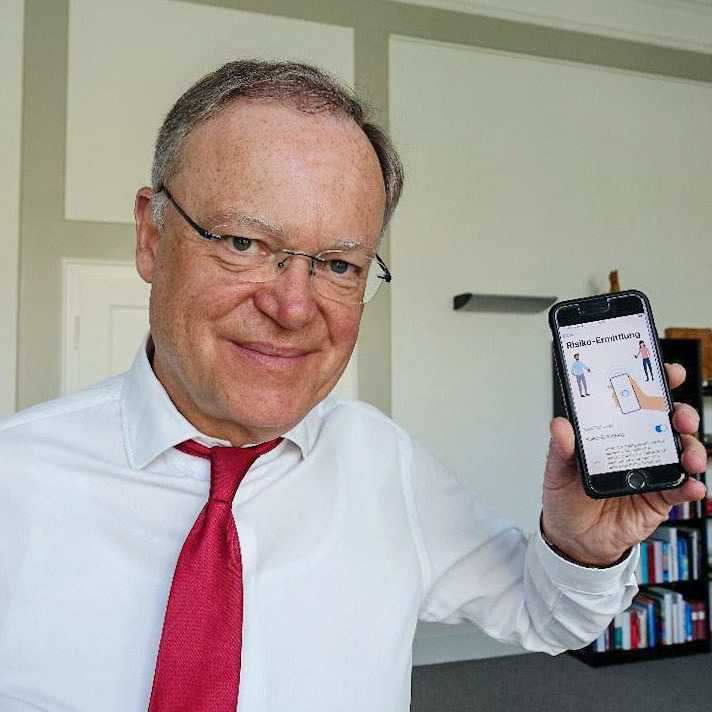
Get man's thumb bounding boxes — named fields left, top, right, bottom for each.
left=549, top=417, right=576, bottom=463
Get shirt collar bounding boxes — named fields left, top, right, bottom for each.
left=121, top=334, right=315, bottom=469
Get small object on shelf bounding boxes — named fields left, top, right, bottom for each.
left=452, top=293, right=556, bottom=313
left=609, top=270, right=620, bottom=293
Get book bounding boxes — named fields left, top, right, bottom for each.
left=692, top=601, right=707, bottom=641
left=691, top=602, right=700, bottom=640
left=613, top=613, right=624, bottom=650
left=676, top=526, right=701, bottom=580
left=685, top=601, right=693, bottom=642
left=673, top=591, right=685, bottom=644
left=640, top=541, right=649, bottom=583
left=634, top=594, right=658, bottom=648
left=635, top=546, right=644, bottom=584
left=630, top=608, right=640, bottom=649
left=677, top=537, right=688, bottom=581
left=622, top=611, right=632, bottom=650
left=649, top=529, right=678, bottom=583
left=630, top=603, right=649, bottom=649
left=651, top=540, right=663, bottom=583
left=646, top=587, right=674, bottom=645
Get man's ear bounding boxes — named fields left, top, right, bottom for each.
left=135, top=187, right=160, bottom=284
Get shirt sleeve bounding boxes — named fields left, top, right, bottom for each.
left=405, top=437, right=639, bottom=655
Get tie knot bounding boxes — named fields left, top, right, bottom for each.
left=176, top=438, right=282, bottom=503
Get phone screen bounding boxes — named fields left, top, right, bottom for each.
left=556, top=312, right=679, bottom=476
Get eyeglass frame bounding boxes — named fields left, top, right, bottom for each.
left=155, top=185, right=392, bottom=305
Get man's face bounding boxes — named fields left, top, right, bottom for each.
left=135, top=100, right=386, bottom=444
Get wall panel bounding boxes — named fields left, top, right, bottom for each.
left=65, top=0, right=354, bottom=223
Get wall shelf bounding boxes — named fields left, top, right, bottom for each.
left=453, top=293, right=557, bottom=313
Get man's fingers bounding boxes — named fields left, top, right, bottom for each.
left=672, top=402, right=700, bottom=435
left=664, top=362, right=686, bottom=390
left=546, top=418, right=579, bottom=490
left=659, top=475, right=707, bottom=507
left=680, top=433, right=708, bottom=473
left=549, top=417, right=575, bottom=461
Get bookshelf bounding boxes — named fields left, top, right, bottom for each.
left=552, top=338, right=711, bottom=666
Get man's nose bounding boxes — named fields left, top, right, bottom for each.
left=252, top=254, right=319, bottom=330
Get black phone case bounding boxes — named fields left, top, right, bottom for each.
left=549, top=289, right=686, bottom=499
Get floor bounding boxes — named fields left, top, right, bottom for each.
left=411, top=651, right=712, bottom=712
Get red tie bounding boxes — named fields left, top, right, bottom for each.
left=148, top=437, right=282, bottom=712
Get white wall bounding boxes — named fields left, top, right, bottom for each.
left=65, top=0, right=354, bottom=224
left=0, top=0, right=23, bottom=417
left=391, top=36, right=712, bottom=531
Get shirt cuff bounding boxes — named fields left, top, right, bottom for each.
left=539, top=514, right=632, bottom=569
left=534, top=526, right=639, bottom=594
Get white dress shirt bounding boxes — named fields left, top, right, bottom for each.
left=0, top=337, right=638, bottom=712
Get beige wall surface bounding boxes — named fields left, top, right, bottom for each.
left=394, top=0, right=712, bottom=53
left=0, top=0, right=23, bottom=417
left=65, top=0, right=354, bottom=224
left=389, top=36, right=712, bottom=533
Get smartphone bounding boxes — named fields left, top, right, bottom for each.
left=549, top=289, right=687, bottom=498
left=609, top=373, right=641, bottom=414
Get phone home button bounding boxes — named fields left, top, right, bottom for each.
left=626, top=471, right=647, bottom=490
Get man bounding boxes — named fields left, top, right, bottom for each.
left=0, top=61, right=706, bottom=711
left=571, top=353, right=592, bottom=397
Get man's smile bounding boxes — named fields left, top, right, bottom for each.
left=228, top=339, right=313, bottom=370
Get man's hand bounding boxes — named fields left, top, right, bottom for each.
left=542, top=363, right=707, bottom=566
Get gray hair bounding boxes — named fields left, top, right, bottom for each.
left=151, top=60, right=404, bottom=232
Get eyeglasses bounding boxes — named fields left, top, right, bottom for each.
left=156, top=185, right=392, bottom=306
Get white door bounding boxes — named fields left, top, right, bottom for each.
left=62, top=259, right=357, bottom=399
left=62, top=260, right=151, bottom=394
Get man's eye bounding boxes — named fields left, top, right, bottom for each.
left=329, top=259, right=353, bottom=275
left=229, top=237, right=253, bottom=252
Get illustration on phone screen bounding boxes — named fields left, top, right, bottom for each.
left=610, top=373, right=641, bottom=414
left=555, top=310, right=678, bottom=476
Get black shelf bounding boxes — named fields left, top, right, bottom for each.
left=638, top=579, right=707, bottom=591
left=658, top=517, right=707, bottom=527
left=570, top=639, right=711, bottom=667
